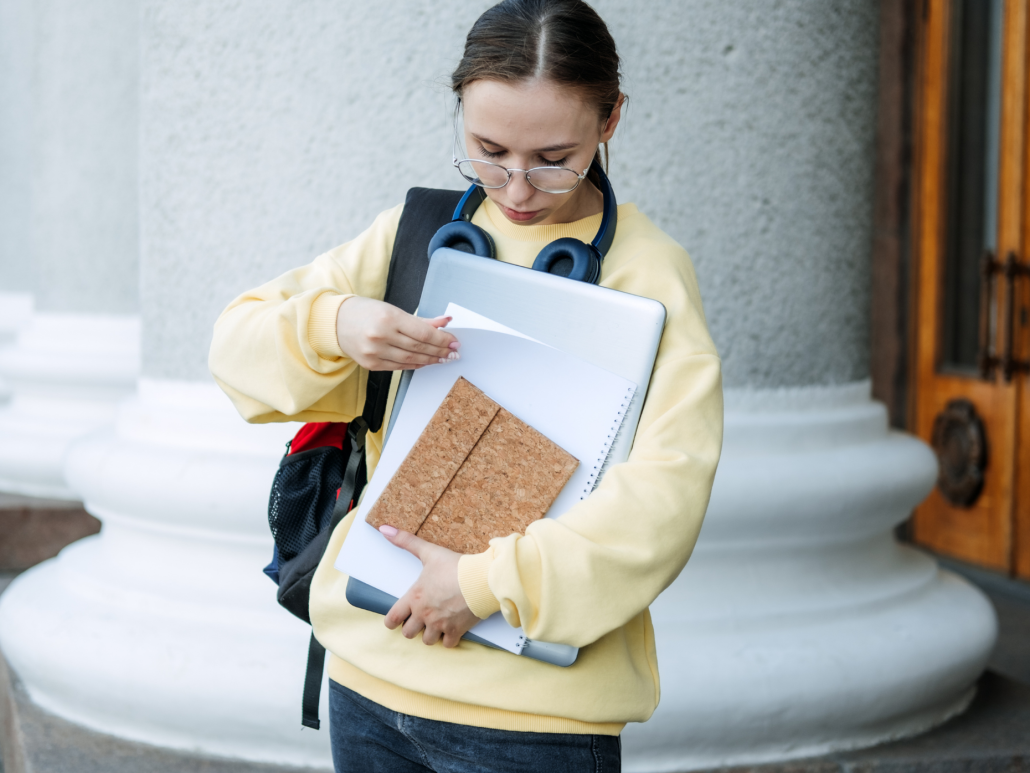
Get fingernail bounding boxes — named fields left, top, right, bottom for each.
left=438, top=357, right=449, bottom=364
left=449, top=341, right=460, bottom=350
left=379, top=525, right=398, bottom=537
left=448, top=352, right=460, bottom=361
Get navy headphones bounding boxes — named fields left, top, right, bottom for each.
left=426, top=160, right=618, bottom=285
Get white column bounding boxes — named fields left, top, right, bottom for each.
left=622, top=385, right=995, bottom=770
left=0, top=295, right=32, bottom=407
left=0, top=0, right=36, bottom=405
left=0, top=1, right=482, bottom=766
left=597, top=0, right=997, bottom=769
left=0, top=0, right=140, bottom=499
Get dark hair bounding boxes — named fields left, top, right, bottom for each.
left=452, top=0, right=623, bottom=171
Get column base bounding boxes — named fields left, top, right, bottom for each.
left=0, top=293, right=33, bottom=407
left=621, top=381, right=998, bottom=772
left=0, top=644, right=328, bottom=773
left=0, top=379, right=328, bottom=767
left=0, top=312, right=139, bottom=499
left=0, top=379, right=998, bottom=770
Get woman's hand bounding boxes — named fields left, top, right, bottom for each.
left=378, top=525, right=481, bottom=647
left=337, top=297, right=460, bottom=371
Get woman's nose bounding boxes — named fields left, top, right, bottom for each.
left=506, top=172, right=535, bottom=205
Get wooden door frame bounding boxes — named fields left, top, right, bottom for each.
left=1016, top=3, right=1030, bottom=578
left=870, top=0, right=918, bottom=432
left=908, top=0, right=1026, bottom=573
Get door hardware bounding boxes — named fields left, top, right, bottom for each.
left=978, top=250, right=1029, bottom=382
left=931, top=398, right=987, bottom=508
left=978, top=250, right=1001, bottom=379
left=1001, top=252, right=1030, bottom=381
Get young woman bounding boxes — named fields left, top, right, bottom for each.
left=210, top=1, right=722, bottom=770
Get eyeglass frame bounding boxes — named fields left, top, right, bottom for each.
left=451, top=119, right=593, bottom=195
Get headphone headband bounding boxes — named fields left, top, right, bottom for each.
left=454, top=184, right=486, bottom=223
left=590, top=161, right=617, bottom=257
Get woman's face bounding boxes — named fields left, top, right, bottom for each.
left=460, top=78, right=621, bottom=227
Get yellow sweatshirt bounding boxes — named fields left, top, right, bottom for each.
left=210, top=196, right=723, bottom=735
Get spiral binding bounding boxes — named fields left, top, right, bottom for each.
left=580, top=385, right=636, bottom=500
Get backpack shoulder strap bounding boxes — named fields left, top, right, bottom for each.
left=301, top=188, right=463, bottom=731
left=361, top=187, right=464, bottom=433
left=334, top=186, right=464, bottom=524
left=384, top=187, right=465, bottom=315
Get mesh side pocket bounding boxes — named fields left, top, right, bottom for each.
left=268, top=446, right=346, bottom=564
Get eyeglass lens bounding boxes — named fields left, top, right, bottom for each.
left=456, top=160, right=581, bottom=194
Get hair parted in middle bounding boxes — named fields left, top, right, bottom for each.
left=451, top=0, right=624, bottom=172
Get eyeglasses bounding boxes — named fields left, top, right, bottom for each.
left=451, top=118, right=591, bottom=195
left=452, top=156, right=590, bottom=195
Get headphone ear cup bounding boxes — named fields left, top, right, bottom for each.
left=427, top=221, right=497, bottom=260
left=531, top=238, right=603, bottom=284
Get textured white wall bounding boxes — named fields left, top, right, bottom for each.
left=0, top=0, right=35, bottom=292
left=31, top=0, right=139, bottom=314
left=141, top=0, right=878, bottom=388
left=140, top=0, right=490, bottom=380
left=599, top=0, right=879, bottom=388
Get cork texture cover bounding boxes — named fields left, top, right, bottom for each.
left=416, top=408, right=579, bottom=554
left=365, top=377, right=499, bottom=534
left=367, top=376, right=579, bottom=553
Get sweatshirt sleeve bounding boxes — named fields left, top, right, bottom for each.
left=208, top=204, right=403, bottom=424
left=458, top=230, right=724, bottom=647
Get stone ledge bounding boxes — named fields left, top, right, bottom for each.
left=693, top=671, right=1030, bottom=773
left=0, top=557, right=1026, bottom=773
left=0, top=648, right=328, bottom=773
left=0, top=494, right=100, bottom=572
left=1, top=653, right=1026, bottom=773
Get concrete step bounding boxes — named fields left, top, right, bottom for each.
left=0, top=494, right=100, bottom=572
left=692, top=556, right=1030, bottom=772
left=0, top=640, right=328, bottom=773
left=2, top=652, right=1027, bottom=773
left=0, top=549, right=1027, bottom=772
left=693, top=671, right=1030, bottom=772
left=936, top=555, right=1030, bottom=687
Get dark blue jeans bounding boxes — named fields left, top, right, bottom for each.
left=329, top=680, right=621, bottom=773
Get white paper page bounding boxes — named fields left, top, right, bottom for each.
left=443, top=302, right=543, bottom=344
left=336, top=326, right=636, bottom=653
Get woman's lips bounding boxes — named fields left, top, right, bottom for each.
left=500, top=204, right=541, bottom=222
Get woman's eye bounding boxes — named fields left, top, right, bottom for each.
left=478, top=146, right=504, bottom=159
left=541, top=157, right=570, bottom=168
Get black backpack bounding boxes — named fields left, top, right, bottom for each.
left=264, top=187, right=464, bottom=729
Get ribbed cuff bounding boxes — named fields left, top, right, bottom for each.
left=308, top=292, right=352, bottom=359
left=457, top=550, right=501, bottom=619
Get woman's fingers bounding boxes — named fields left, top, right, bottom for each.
left=401, top=612, right=426, bottom=639
left=375, top=358, right=427, bottom=372
left=395, top=314, right=459, bottom=358
left=378, top=525, right=431, bottom=563
left=441, top=629, right=463, bottom=648
left=384, top=598, right=411, bottom=631
left=338, top=298, right=460, bottom=369
left=378, top=344, right=458, bottom=368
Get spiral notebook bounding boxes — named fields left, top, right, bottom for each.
left=335, top=311, right=636, bottom=655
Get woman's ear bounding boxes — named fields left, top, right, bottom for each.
left=600, top=93, right=626, bottom=143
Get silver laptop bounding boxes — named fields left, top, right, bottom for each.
left=348, top=247, right=666, bottom=666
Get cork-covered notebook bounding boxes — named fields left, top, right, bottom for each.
left=366, top=377, right=579, bottom=553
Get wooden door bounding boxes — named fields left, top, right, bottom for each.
left=912, top=0, right=1030, bottom=577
